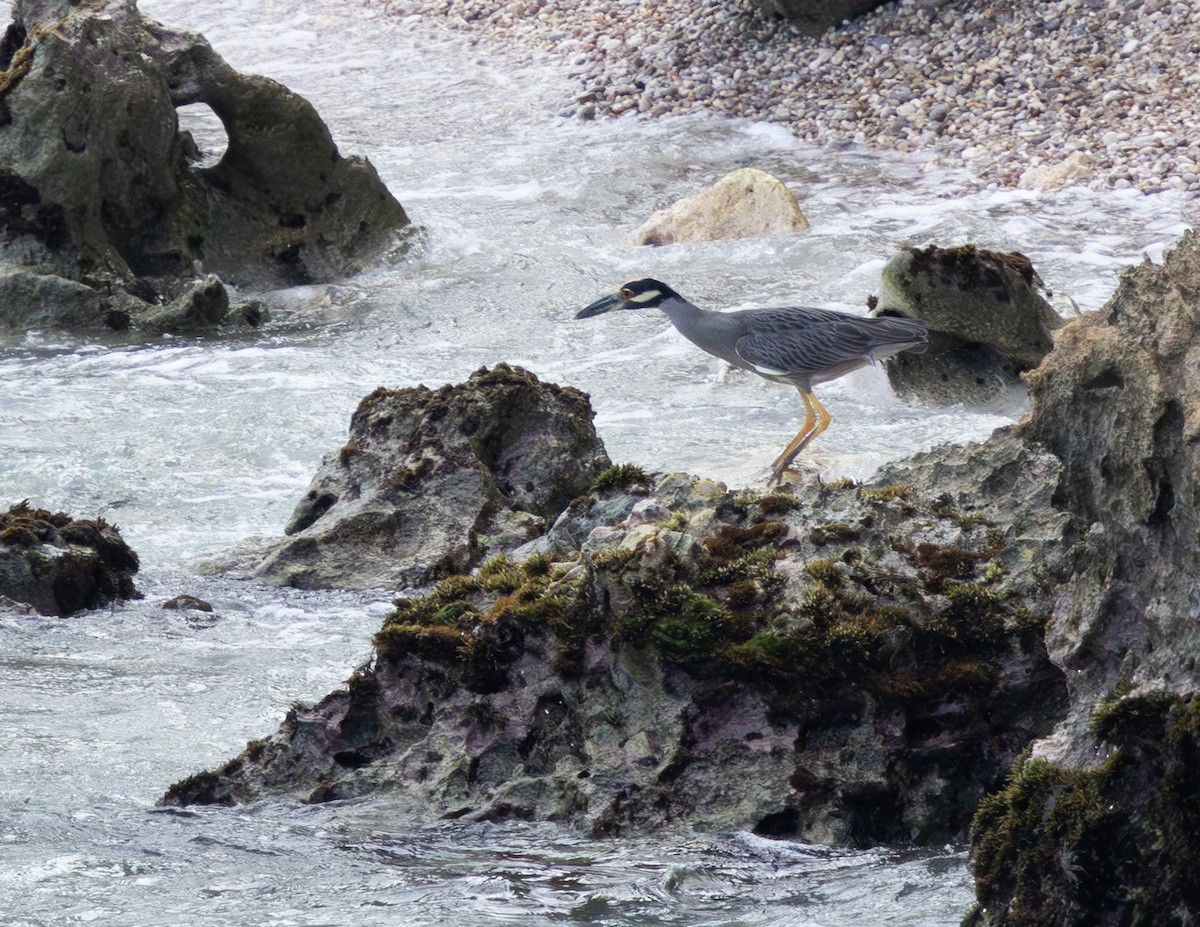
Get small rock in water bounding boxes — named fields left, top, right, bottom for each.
left=161, top=595, right=214, bottom=612
left=634, top=168, right=810, bottom=246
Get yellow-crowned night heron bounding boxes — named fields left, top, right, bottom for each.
left=576, top=277, right=928, bottom=485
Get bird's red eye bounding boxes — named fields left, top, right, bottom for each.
left=621, top=288, right=634, bottom=299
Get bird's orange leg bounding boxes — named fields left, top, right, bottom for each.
left=768, top=392, right=831, bottom=485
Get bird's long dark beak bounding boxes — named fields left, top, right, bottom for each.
left=575, top=293, right=623, bottom=319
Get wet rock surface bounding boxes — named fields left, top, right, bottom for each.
left=0, top=0, right=409, bottom=332
left=248, top=364, right=611, bottom=591
left=0, top=501, right=140, bottom=616
left=875, top=244, right=1064, bottom=406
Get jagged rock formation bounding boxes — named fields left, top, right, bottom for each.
left=634, top=168, right=809, bottom=246
left=248, top=364, right=612, bottom=591
left=0, top=0, right=409, bottom=331
left=166, top=426, right=1068, bottom=843
left=876, top=244, right=1064, bottom=406
left=962, top=230, right=1200, bottom=925
left=0, top=501, right=139, bottom=615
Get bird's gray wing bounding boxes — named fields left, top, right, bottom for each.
left=732, top=306, right=894, bottom=377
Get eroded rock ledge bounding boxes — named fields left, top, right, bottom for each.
left=167, top=424, right=1070, bottom=844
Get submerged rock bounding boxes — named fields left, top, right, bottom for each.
left=166, top=440, right=1067, bottom=844
left=249, top=364, right=611, bottom=591
left=634, top=168, right=809, bottom=247
left=0, top=501, right=139, bottom=615
left=0, top=0, right=409, bottom=331
left=875, top=244, right=1064, bottom=406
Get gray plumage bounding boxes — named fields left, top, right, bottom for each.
left=576, top=277, right=928, bottom=484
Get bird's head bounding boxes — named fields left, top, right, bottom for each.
left=575, top=278, right=678, bottom=319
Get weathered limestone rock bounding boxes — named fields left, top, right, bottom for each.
left=1015, top=233, right=1200, bottom=756
left=634, top=168, right=809, bottom=247
left=166, top=443, right=1067, bottom=843
left=963, top=230, right=1200, bottom=924
left=0, top=501, right=139, bottom=615
left=875, top=244, right=1065, bottom=405
left=0, top=0, right=409, bottom=331
left=248, top=364, right=612, bottom=590
left=747, top=0, right=889, bottom=33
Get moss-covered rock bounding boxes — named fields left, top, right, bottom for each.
left=0, top=501, right=140, bottom=615
left=966, top=691, right=1200, bottom=927
left=877, top=243, right=1064, bottom=406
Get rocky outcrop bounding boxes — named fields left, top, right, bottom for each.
left=0, top=501, right=139, bottom=615
left=747, top=0, right=888, bottom=33
left=0, top=0, right=409, bottom=331
left=965, top=693, right=1200, bottom=927
left=961, top=230, right=1200, bottom=924
left=165, top=433, right=1068, bottom=843
left=248, top=364, right=611, bottom=591
left=875, top=244, right=1065, bottom=406
left=634, top=168, right=809, bottom=246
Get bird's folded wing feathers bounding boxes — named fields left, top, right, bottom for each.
left=733, top=307, right=890, bottom=375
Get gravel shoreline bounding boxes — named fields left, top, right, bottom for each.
left=382, top=0, right=1200, bottom=197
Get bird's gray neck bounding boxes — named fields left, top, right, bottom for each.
left=658, top=295, right=747, bottom=368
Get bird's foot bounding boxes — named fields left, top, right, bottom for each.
left=767, top=465, right=806, bottom=487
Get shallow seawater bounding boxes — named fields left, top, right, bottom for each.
left=0, top=0, right=1194, bottom=923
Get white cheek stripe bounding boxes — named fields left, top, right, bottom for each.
left=627, top=289, right=661, bottom=304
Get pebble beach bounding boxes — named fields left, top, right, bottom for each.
left=381, top=0, right=1200, bottom=199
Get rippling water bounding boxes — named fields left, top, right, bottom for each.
left=0, top=0, right=1194, bottom=923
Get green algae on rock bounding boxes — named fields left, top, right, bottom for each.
left=965, top=692, right=1200, bottom=927
left=165, top=453, right=1067, bottom=845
